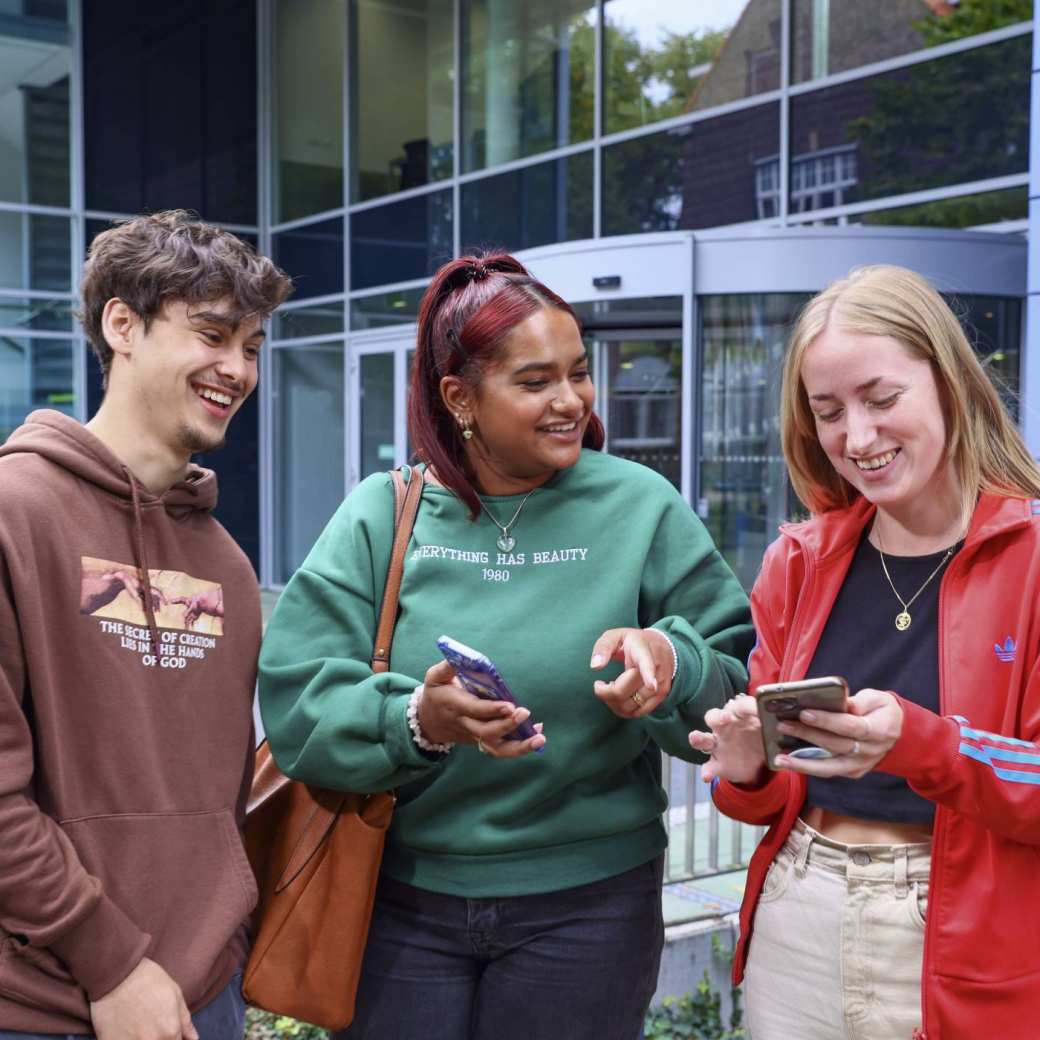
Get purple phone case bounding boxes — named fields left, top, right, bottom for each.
left=436, top=635, right=538, bottom=742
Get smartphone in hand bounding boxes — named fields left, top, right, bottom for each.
left=436, top=635, right=538, bottom=742
left=756, top=676, right=849, bottom=769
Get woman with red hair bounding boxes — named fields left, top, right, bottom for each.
left=259, top=251, right=752, bottom=1040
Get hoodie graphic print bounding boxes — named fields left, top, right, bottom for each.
left=0, top=410, right=260, bottom=1034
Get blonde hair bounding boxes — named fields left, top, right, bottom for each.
left=781, top=264, right=1040, bottom=519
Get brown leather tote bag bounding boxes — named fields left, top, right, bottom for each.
left=242, top=468, right=424, bottom=1029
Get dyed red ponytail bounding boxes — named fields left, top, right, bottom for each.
left=408, top=250, right=604, bottom=519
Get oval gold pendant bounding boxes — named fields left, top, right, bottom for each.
left=895, top=611, right=911, bottom=631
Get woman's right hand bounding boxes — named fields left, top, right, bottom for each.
left=417, top=660, right=547, bottom=758
left=689, top=693, right=767, bottom=785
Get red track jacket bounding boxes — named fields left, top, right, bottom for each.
left=714, top=492, right=1040, bottom=1040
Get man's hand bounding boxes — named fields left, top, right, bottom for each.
left=80, top=569, right=165, bottom=616
left=170, top=588, right=223, bottom=629
left=90, top=958, right=197, bottom=1040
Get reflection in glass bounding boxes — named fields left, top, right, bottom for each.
left=602, top=103, right=779, bottom=236
left=0, top=337, right=75, bottom=443
left=273, top=346, right=345, bottom=582
left=273, top=218, right=344, bottom=300
left=948, top=295, right=1022, bottom=419
left=351, top=0, right=453, bottom=201
left=0, top=296, right=74, bottom=332
left=276, top=0, right=344, bottom=222
left=604, top=0, right=778, bottom=133
left=461, top=0, right=595, bottom=172
left=351, top=287, right=424, bottom=329
left=0, top=10, right=71, bottom=206
left=350, top=190, right=452, bottom=290
left=83, top=3, right=257, bottom=224
left=461, top=152, right=592, bottom=253
left=792, top=0, right=1032, bottom=84
left=0, top=213, right=70, bottom=291
left=700, top=294, right=808, bottom=589
left=360, top=353, right=395, bottom=478
left=273, top=300, right=346, bottom=340
left=789, top=37, right=1030, bottom=215
left=604, top=337, right=681, bottom=489
left=858, top=187, right=1028, bottom=230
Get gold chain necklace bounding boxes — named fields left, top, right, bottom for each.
left=875, top=530, right=956, bottom=632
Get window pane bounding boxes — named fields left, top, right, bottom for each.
left=461, top=0, right=595, bottom=173
left=273, top=346, right=345, bottom=582
left=602, top=102, right=779, bottom=236
left=273, top=217, right=344, bottom=300
left=351, top=0, right=453, bottom=202
left=857, top=187, right=1028, bottom=230
left=0, top=213, right=70, bottom=290
left=604, top=0, right=779, bottom=134
left=700, top=293, right=808, bottom=589
left=350, top=190, right=452, bottom=290
left=0, top=337, right=75, bottom=442
left=276, top=0, right=344, bottom=222
left=350, top=287, right=424, bottom=329
left=0, top=11, right=71, bottom=206
left=792, top=0, right=1032, bottom=84
left=951, top=294, right=1022, bottom=419
left=360, top=352, right=395, bottom=478
left=0, top=295, right=74, bottom=332
left=604, top=337, right=681, bottom=489
left=461, top=152, right=592, bottom=253
left=84, top=4, right=257, bottom=224
left=789, top=38, right=1030, bottom=215
left=273, top=300, right=346, bottom=340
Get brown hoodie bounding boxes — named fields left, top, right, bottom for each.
left=0, top=410, right=260, bottom=1033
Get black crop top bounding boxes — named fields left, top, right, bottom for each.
left=804, top=528, right=959, bottom=825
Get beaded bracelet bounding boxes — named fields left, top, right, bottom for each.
left=660, top=632, right=679, bottom=681
left=407, top=685, right=454, bottom=754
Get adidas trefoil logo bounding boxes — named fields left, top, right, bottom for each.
left=994, top=636, right=1016, bottom=663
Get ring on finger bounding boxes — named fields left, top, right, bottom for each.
left=850, top=740, right=861, bottom=756
left=631, top=691, right=645, bottom=708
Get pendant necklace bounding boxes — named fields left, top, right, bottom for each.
left=477, top=489, right=537, bottom=553
left=876, top=529, right=956, bottom=632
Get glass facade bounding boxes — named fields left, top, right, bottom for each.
left=272, top=346, right=345, bottom=583
left=461, top=0, right=595, bottom=172
left=0, top=0, right=1032, bottom=590
left=791, top=0, right=1033, bottom=84
left=275, top=0, right=344, bottom=222
left=604, top=0, right=781, bottom=133
left=461, top=152, right=593, bottom=251
left=788, top=36, right=1030, bottom=215
left=350, top=0, right=453, bottom=201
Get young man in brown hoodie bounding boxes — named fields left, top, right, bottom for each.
left=0, top=211, right=292, bottom=1040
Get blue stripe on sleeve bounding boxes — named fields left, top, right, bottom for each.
left=959, top=725, right=1037, bottom=750
left=959, top=742, right=1040, bottom=784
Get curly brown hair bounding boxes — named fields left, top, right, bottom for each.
left=79, top=210, right=293, bottom=383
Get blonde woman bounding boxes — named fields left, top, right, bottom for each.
left=690, top=265, right=1040, bottom=1040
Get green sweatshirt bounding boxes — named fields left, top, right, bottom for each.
left=259, top=450, right=752, bottom=897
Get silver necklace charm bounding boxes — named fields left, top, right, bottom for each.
left=478, top=489, right=537, bottom=553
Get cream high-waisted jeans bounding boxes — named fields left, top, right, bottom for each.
left=743, top=818, right=931, bottom=1040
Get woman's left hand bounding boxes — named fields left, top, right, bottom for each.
left=590, top=628, right=674, bottom=718
left=775, top=688, right=904, bottom=778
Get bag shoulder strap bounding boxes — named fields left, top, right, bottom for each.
left=371, top=467, right=424, bottom=673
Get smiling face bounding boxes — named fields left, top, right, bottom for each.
left=443, top=305, right=595, bottom=494
left=800, top=324, right=959, bottom=525
left=111, top=297, right=263, bottom=457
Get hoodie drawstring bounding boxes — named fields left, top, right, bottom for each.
left=124, top=467, right=162, bottom=653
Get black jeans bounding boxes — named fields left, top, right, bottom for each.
left=338, top=858, right=664, bottom=1040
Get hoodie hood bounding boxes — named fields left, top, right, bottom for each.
left=0, top=409, right=218, bottom=515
